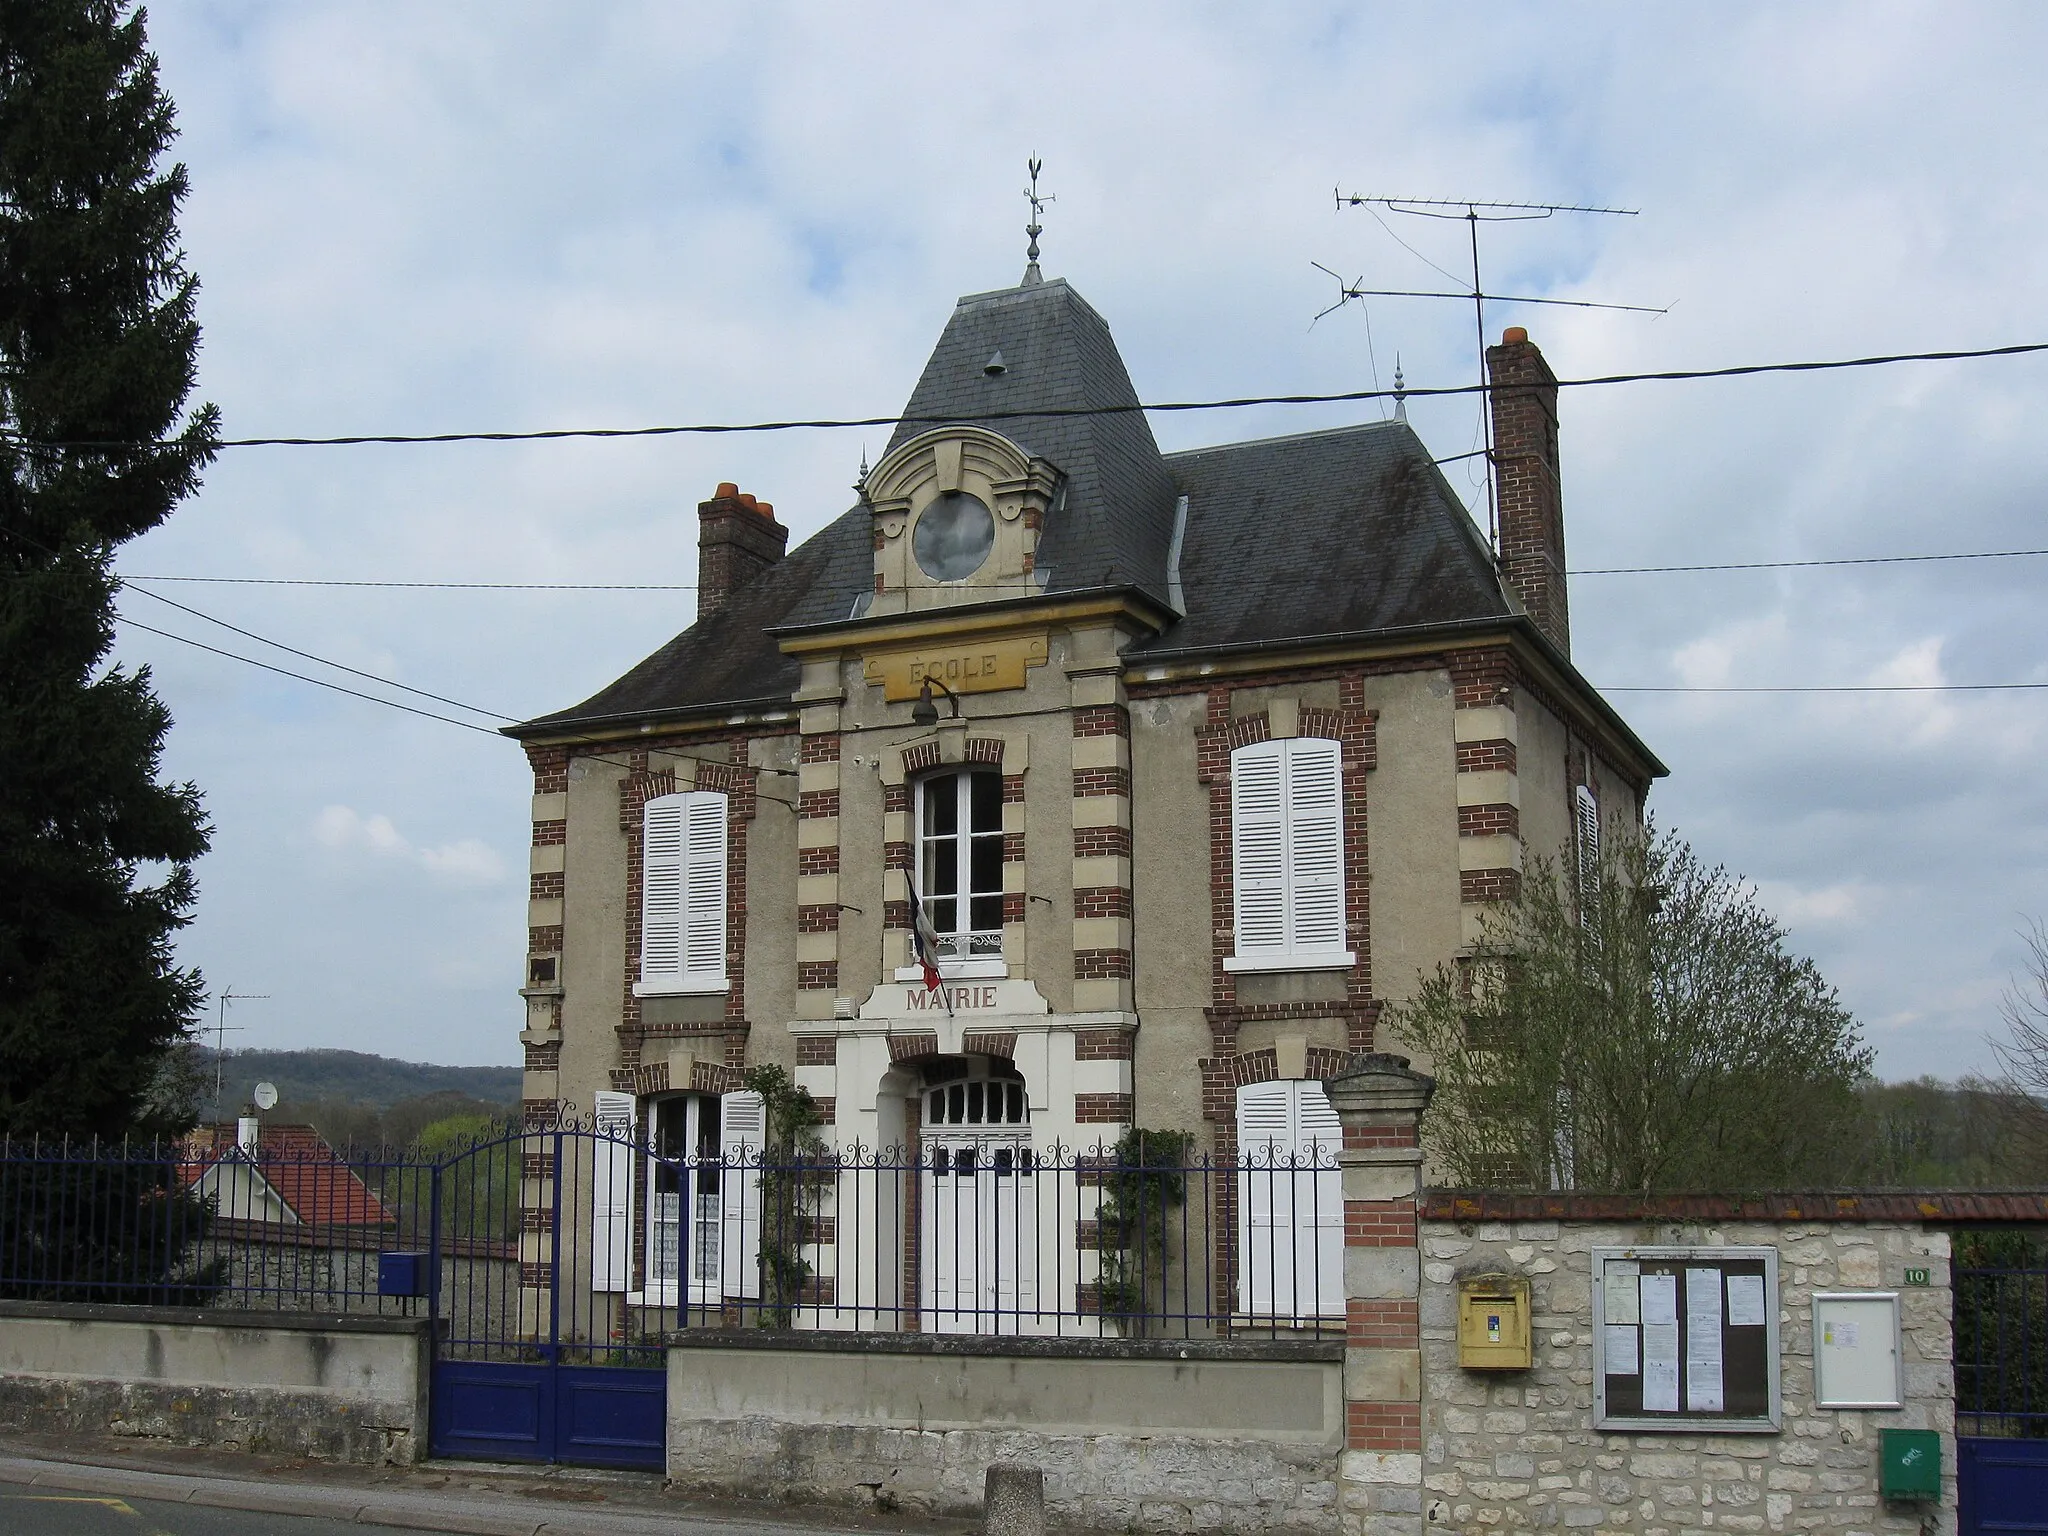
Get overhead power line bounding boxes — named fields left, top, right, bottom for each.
left=120, top=545, right=2048, bottom=591
left=7, top=340, right=2047, bottom=451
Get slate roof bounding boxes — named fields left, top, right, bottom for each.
left=511, top=277, right=1552, bottom=737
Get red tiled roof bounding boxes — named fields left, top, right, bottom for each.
left=1420, top=1189, right=2048, bottom=1223
left=180, top=1123, right=393, bottom=1227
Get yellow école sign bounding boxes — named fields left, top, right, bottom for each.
left=862, top=632, right=1049, bottom=701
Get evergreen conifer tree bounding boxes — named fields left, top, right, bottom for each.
left=0, top=1, right=217, bottom=1137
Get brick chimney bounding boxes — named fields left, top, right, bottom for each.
left=697, top=482, right=787, bottom=621
left=1485, top=327, right=1569, bottom=656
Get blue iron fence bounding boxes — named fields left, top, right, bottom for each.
left=0, top=1126, right=1347, bottom=1343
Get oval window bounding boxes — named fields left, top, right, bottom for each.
left=912, top=491, right=995, bottom=581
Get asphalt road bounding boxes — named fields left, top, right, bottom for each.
left=0, top=1480, right=366, bottom=1534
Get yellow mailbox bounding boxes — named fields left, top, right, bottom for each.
left=1457, top=1273, right=1532, bottom=1370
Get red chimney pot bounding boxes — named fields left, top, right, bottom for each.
left=715, top=481, right=738, bottom=498
left=755, top=501, right=775, bottom=520
left=1502, top=326, right=1529, bottom=345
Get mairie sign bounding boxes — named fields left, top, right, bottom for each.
left=863, top=632, right=1049, bottom=701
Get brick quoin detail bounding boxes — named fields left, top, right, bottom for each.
left=1071, top=766, right=1130, bottom=798
left=1344, top=1122, right=1421, bottom=1151
left=797, top=845, right=839, bottom=876
left=1003, top=831, right=1026, bottom=863
left=960, top=1031, right=1017, bottom=1059
left=1073, top=824, right=1132, bottom=859
left=1456, top=738, right=1518, bottom=774
left=882, top=900, right=911, bottom=931
left=528, top=925, right=563, bottom=953
left=1345, top=1207, right=1418, bottom=1246
left=529, top=871, right=564, bottom=901
left=1073, top=1028, right=1134, bottom=1061
left=1074, top=1093, right=1133, bottom=1123
left=799, top=733, right=841, bottom=764
left=532, top=819, right=566, bottom=847
left=884, top=841, right=912, bottom=872
left=524, top=1042, right=560, bottom=1073
left=1071, top=704, right=1130, bottom=738
left=1347, top=1402, right=1422, bottom=1453
left=797, top=789, right=839, bottom=819
left=794, top=1035, right=837, bottom=1066
left=882, top=783, right=911, bottom=815
left=1002, top=891, right=1026, bottom=924
left=807, top=1097, right=835, bottom=1126
left=1074, top=948, right=1132, bottom=979
left=796, top=904, right=841, bottom=934
left=526, top=745, right=568, bottom=795
left=1461, top=868, right=1523, bottom=904
left=887, top=1033, right=941, bottom=1062
left=795, top=960, right=838, bottom=991
left=1347, top=1298, right=1421, bottom=1347
left=1457, top=803, right=1521, bottom=839
left=1073, top=886, right=1132, bottom=919
left=1002, top=773, right=1026, bottom=804
left=1449, top=647, right=1518, bottom=710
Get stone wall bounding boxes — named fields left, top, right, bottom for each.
left=1416, top=1216, right=1955, bottom=1536
left=665, top=1332, right=1343, bottom=1532
left=0, top=1300, right=431, bottom=1465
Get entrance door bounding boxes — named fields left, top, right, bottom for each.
left=923, top=1135, right=1039, bottom=1333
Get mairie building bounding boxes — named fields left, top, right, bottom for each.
left=505, top=260, right=1664, bottom=1332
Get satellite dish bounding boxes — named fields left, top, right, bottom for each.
left=253, top=1082, right=279, bottom=1111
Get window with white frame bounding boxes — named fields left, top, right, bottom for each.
left=637, top=790, right=728, bottom=994
left=1236, top=1079, right=1344, bottom=1319
left=1225, top=737, right=1351, bottom=971
left=589, top=1088, right=764, bottom=1304
left=914, top=769, right=1004, bottom=969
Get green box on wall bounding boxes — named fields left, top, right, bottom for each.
left=1880, top=1428, right=1941, bottom=1500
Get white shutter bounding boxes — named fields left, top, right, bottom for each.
left=1232, top=743, right=1288, bottom=958
left=1285, top=739, right=1346, bottom=954
left=720, top=1089, right=765, bottom=1300
left=640, top=797, right=686, bottom=982
left=1295, top=1082, right=1345, bottom=1318
left=590, top=1091, right=636, bottom=1293
left=1575, top=784, right=1600, bottom=918
left=683, top=792, right=728, bottom=984
left=1236, top=1080, right=1295, bottom=1315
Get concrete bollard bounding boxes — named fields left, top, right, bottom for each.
left=983, top=1461, right=1046, bottom=1536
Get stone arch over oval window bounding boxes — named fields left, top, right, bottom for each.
left=864, top=426, right=1061, bottom=613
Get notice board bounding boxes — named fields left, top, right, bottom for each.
left=1593, top=1246, right=1781, bottom=1432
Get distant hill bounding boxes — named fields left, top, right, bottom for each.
left=197, top=1048, right=521, bottom=1116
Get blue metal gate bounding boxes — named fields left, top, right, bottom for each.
left=427, top=1125, right=667, bottom=1469
left=1956, top=1241, right=2048, bottom=1533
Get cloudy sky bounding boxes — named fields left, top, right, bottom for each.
left=120, top=2, right=2047, bottom=1077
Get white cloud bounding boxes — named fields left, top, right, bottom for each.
left=309, top=806, right=506, bottom=889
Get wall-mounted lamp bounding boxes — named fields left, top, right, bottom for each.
left=910, top=676, right=962, bottom=729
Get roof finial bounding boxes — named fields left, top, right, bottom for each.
left=854, top=444, right=870, bottom=499
left=1393, top=355, right=1407, bottom=421
left=1022, top=157, right=1053, bottom=286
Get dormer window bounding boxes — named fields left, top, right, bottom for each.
left=915, top=769, right=1005, bottom=973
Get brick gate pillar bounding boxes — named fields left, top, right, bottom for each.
left=1323, top=1051, right=1435, bottom=1536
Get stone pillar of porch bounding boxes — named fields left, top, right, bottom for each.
left=1323, top=1051, right=1435, bottom=1536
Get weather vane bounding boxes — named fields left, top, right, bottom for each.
left=1023, top=157, right=1053, bottom=285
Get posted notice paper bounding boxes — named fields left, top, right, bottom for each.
left=1642, top=1323, right=1681, bottom=1412
left=1604, top=1324, right=1640, bottom=1376
left=1605, top=1261, right=1641, bottom=1325
left=1727, top=1273, right=1768, bottom=1328
left=1685, top=1268, right=1726, bottom=1412
left=1640, top=1271, right=1678, bottom=1327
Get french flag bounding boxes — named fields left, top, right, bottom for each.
left=906, top=879, right=947, bottom=1005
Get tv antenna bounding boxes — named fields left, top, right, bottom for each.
left=210, top=987, right=269, bottom=1118
left=1325, top=193, right=1661, bottom=549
